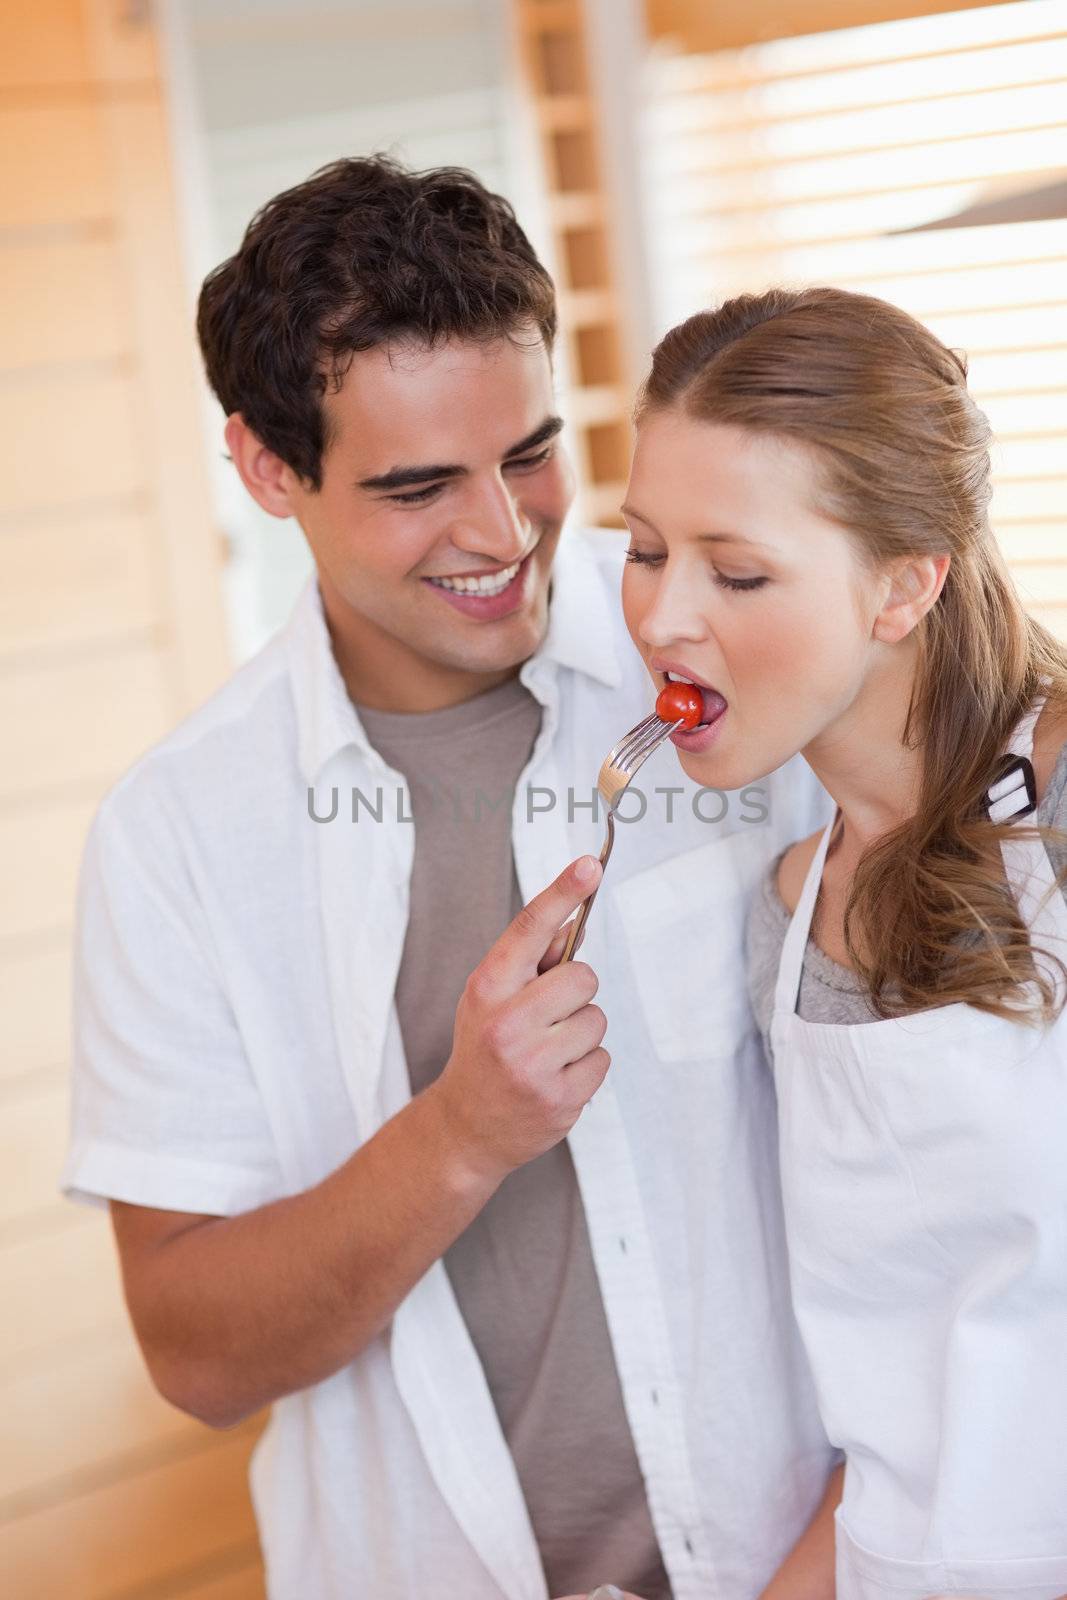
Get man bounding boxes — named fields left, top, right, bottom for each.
left=62, top=158, right=838, bottom=1599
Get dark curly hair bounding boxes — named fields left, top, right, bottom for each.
left=197, top=155, right=558, bottom=488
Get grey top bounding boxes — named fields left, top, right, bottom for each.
left=748, top=742, right=1067, bottom=1049
left=358, top=676, right=672, bottom=1600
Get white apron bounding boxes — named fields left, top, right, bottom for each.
left=771, top=700, right=1067, bottom=1599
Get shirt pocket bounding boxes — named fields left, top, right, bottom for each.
left=837, top=1517, right=1067, bottom=1600
left=611, top=829, right=769, bottom=1062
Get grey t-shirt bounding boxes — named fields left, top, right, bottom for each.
left=358, top=676, right=671, bottom=1600
left=748, top=743, right=1067, bottom=1048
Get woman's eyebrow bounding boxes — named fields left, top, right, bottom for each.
left=358, top=415, right=565, bottom=494
left=622, top=505, right=773, bottom=553
left=696, top=532, right=773, bottom=551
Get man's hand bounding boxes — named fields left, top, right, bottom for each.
left=428, top=855, right=609, bottom=1184
left=110, top=853, right=609, bottom=1428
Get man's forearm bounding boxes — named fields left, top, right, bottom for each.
left=758, top=1463, right=844, bottom=1600
left=119, top=1082, right=499, bottom=1427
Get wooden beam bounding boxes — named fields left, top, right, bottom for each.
left=645, top=0, right=1003, bottom=53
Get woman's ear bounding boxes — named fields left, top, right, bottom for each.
left=224, top=414, right=305, bottom=519
left=872, top=553, right=951, bottom=645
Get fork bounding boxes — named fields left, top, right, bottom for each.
left=560, top=709, right=682, bottom=963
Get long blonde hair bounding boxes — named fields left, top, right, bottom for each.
left=640, top=285, right=1067, bottom=1023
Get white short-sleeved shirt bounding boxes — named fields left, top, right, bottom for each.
left=62, top=529, right=835, bottom=1600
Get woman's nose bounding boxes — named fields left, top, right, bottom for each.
left=637, top=570, right=709, bottom=648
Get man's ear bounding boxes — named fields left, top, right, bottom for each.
left=872, top=553, right=951, bottom=645
left=224, top=414, right=306, bottom=519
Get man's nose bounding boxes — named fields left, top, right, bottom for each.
left=450, top=474, right=531, bottom=563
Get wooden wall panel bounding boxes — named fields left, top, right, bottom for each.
left=645, top=0, right=1002, bottom=53
left=0, top=645, right=172, bottom=799
left=0, top=372, right=142, bottom=517
left=0, top=0, right=253, bottom=1591
left=179, top=1563, right=266, bottom=1600
left=0, top=944, right=72, bottom=1082
left=0, top=1326, right=228, bottom=1508
left=1, top=1215, right=122, bottom=1375
left=0, top=795, right=99, bottom=944
left=0, top=1084, right=70, bottom=1228
left=0, top=239, right=127, bottom=371
left=97, top=91, right=231, bottom=706
left=0, top=107, right=112, bottom=228
left=516, top=0, right=635, bottom=527
left=0, top=1429, right=260, bottom=1598
left=0, top=509, right=161, bottom=659
left=0, top=0, right=90, bottom=88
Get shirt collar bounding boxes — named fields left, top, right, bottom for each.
left=285, top=527, right=622, bottom=785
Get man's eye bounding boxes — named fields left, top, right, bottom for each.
left=388, top=484, right=443, bottom=506
left=386, top=446, right=552, bottom=505
left=505, top=447, right=554, bottom=472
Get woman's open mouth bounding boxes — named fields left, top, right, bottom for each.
left=658, top=667, right=729, bottom=753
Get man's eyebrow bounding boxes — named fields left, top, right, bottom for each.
left=503, top=414, right=564, bottom=460
left=357, top=415, right=564, bottom=494
left=357, top=461, right=463, bottom=493
left=622, top=505, right=774, bottom=551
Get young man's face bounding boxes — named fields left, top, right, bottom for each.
left=284, top=330, right=574, bottom=712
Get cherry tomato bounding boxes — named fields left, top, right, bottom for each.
left=656, top=681, right=704, bottom=731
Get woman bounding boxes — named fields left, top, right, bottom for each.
left=620, top=286, right=1067, bottom=1599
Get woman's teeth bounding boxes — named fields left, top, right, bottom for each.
left=429, top=559, right=521, bottom=597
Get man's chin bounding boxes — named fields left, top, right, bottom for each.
left=437, top=611, right=548, bottom=678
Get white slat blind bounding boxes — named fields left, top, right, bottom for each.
left=643, top=0, right=1067, bottom=637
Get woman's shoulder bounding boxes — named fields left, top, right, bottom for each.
left=776, top=829, right=825, bottom=915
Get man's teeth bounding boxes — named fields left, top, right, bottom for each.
left=429, top=559, right=521, bottom=596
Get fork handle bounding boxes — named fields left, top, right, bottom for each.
left=560, top=810, right=616, bottom=963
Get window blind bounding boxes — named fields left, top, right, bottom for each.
left=643, top=0, right=1067, bottom=637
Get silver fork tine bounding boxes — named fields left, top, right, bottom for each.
left=559, top=706, right=683, bottom=963
left=611, top=713, right=670, bottom=768
left=608, top=710, right=661, bottom=762
left=617, top=720, right=676, bottom=771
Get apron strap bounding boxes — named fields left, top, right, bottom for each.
left=1005, top=693, right=1046, bottom=760
left=986, top=693, right=1047, bottom=824
left=997, top=691, right=1067, bottom=989
left=772, top=813, right=838, bottom=1019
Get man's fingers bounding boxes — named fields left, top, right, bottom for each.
left=564, top=1045, right=611, bottom=1107
left=537, top=925, right=569, bottom=974
left=537, top=913, right=587, bottom=974
left=521, top=960, right=599, bottom=1029
left=491, top=856, right=601, bottom=988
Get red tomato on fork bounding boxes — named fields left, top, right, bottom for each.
left=656, top=681, right=704, bottom=731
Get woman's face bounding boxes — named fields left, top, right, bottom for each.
left=622, top=411, right=885, bottom=791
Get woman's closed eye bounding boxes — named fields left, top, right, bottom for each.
left=625, top=546, right=768, bottom=593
